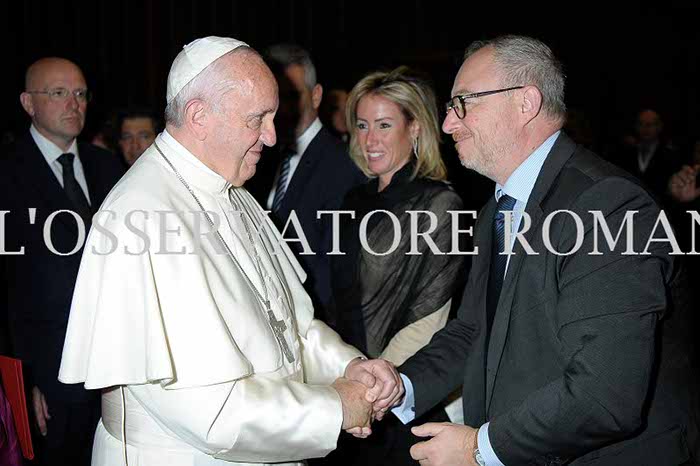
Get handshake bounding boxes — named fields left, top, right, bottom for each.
left=332, top=358, right=405, bottom=438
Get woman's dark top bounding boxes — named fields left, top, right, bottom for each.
left=331, top=161, right=467, bottom=358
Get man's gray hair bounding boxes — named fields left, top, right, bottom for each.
left=164, top=47, right=253, bottom=127
left=465, top=35, right=566, bottom=121
left=265, top=43, right=317, bottom=90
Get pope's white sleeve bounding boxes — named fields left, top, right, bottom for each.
left=128, top=374, right=343, bottom=463
left=299, top=319, right=365, bottom=385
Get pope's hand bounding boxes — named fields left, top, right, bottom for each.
left=331, top=377, right=373, bottom=434
left=344, top=358, right=404, bottom=420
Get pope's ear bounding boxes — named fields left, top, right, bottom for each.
left=183, top=99, right=208, bottom=140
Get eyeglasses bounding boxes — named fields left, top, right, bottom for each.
left=26, top=88, right=92, bottom=103
left=446, top=86, right=524, bottom=119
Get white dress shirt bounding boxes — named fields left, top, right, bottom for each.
left=30, top=124, right=91, bottom=205
left=637, top=141, right=658, bottom=173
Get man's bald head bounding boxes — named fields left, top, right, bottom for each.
left=25, top=57, right=84, bottom=90
left=20, top=57, right=88, bottom=151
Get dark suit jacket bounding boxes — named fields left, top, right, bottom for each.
left=251, top=126, right=366, bottom=319
left=0, top=133, right=124, bottom=404
left=401, top=133, right=699, bottom=465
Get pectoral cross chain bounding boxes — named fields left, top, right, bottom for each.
left=267, top=307, right=295, bottom=363
left=155, top=143, right=297, bottom=366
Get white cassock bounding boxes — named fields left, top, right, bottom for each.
left=59, top=130, right=363, bottom=466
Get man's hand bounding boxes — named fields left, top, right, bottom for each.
left=344, top=358, right=404, bottom=420
left=331, top=377, right=373, bottom=435
left=31, top=386, right=50, bottom=436
left=669, top=164, right=700, bottom=203
left=410, top=422, right=478, bottom=466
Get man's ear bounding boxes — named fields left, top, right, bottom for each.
left=311, top=84, right=323, bottom=111
left=184, top=99, right=208, bottom=141
left=20, top=92, right=34, bottom=117
left=521, top=86, right=543, bottom=123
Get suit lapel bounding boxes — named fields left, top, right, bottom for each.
left=78, top=143, right=101, bottom=211
left=485, top=202, right=544, bottom=408
left=466, top=200, right=496, bottom=423
left=485, top=133, right=578, bottom=411
left=279, top=129, right=325, bottom=214
left=16, top=135, right=79, bottom=229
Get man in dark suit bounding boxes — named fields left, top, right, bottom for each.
left=0, top=57, right=124, bottom=465
left=615, top=109, right=683, bottom=202
left=394, top=35, right=698, bottom=465
left=250, top=44, right=365, bottom=322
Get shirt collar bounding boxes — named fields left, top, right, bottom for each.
left=495, top=130, right=561, bottom=204
left=158, top=129, right=232, bottom=195
left=296, top=118, right=323, bottom=158
left=30, top=124, right=79, bottom=164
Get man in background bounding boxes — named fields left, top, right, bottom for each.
left=117, top=107, right=160, bottom=166
left=0, top=57, right=124, bottom=466
left=250, top=44, right=365, bottom=324
left=616, top=108, right=682, bottom=200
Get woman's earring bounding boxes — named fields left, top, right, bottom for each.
left=412, top=137, right=418, bottom=158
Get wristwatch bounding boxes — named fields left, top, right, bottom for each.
left=473, top=426, right=486, bottom=466
left=474, top=447, right=486, bottom=466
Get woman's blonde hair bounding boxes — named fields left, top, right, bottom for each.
left=345, top=66, right=447, bottom=181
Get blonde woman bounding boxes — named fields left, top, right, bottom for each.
left=328, top=67, right=467, bottom=465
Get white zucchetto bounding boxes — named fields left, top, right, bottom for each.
left=166, top=36, right=249, bottom=104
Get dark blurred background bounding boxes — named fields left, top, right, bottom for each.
left=3, top=1, right=700, bottom=200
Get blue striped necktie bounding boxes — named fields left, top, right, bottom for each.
left=486, top=193, right=517, bottom=334
left=272, top=151, right=293, bottom=212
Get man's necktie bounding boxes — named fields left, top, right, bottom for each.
left=57, top=153, right=92, bottom=226
left=272, top=152, right=293, bottom=212
left=485, top=194, right=517, bottom=336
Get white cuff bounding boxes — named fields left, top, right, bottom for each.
left=391, top=373, right=416, bottom=424
left=477, top=422, right=505, bottom=466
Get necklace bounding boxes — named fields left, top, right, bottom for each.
left=154, top=141, right=295, bottom=363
